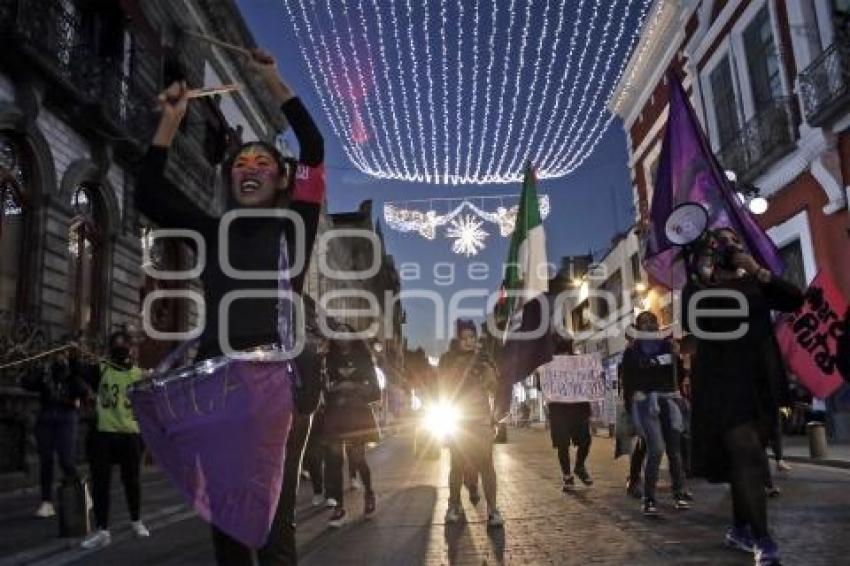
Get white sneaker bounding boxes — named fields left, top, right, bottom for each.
left=350, top=477, right=363, bottom=491
left=131, top=520, right=150, bottom=537
left=444, top=505, right=464, bottom=524
left=35, top=501, right=55, bottom=518
left=325, top=497, right=338, bottom=508
left=312, top=494, right=327, bottom=507
left=487, top=508, right=504, bottom=528
left=776, top=460, right=792, bottom=472
left=81, top=529, right=111, bottom=549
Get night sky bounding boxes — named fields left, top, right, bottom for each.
left=237, top=1, right=638, bottom=355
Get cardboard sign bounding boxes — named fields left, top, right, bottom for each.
left=538, top=354, right=605, bottom=404
left=776, top=271, right=850, bottom=398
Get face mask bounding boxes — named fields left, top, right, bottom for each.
left=111, top=346, right=130, bottom=361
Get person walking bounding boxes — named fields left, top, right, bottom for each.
left=683, top=227, right=802, bottom=566
left=79, top=331, right=149, bottom=549
left=622, top=312, right=691, bottom=515
left=136, top=47, right=324, bottom=564
left=543, top=338, right=594, bottom=491
left=322, top=331, right=381, bottom=527
left=439, top=320, right=503, bottom=528
left=22, top=348, right=87, bottom=518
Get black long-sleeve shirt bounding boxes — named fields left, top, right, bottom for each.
left=136, top=97, right=325, bottom=360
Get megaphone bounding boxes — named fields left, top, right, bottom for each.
left=664, top=202, right=708, bottom=246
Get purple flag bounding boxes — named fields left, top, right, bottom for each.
left=643, top=73, right=783, bottom=288
left=130, top=360, right=295, bottom=548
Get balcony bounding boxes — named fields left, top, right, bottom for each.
left=718, top=97, right=799, bottom=183
left=0, top=0, right=156, bottom=147
left=799, top=39, right=850, bottom=127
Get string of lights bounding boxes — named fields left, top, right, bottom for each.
left=550, top=0, right=641, bottom=174
left=283, top=0, right=650, bottom=185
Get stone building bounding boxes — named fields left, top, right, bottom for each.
left=0, top=0, right=285, bottom=487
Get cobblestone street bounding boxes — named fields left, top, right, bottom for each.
left=3, top=427, right=849, bottom=565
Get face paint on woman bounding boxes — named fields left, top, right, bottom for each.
left=230, top=146, right=283, bottom=207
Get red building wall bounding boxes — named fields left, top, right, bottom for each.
left=758, top=174, right=850, bottom=298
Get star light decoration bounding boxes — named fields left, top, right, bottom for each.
left=447, top=215, right=488, bottom=257
left=383, top=194, right=550, bottom=256
left=283, top=0, right=651, bottom=185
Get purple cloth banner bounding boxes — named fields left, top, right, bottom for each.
left=130, top=360, right=294, bottom=548
left=644, top=73, right=783, bottom=288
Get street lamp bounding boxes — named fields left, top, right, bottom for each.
left=725, top=170, right=768, bottom=215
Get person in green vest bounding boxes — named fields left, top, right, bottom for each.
left=79, top=330, right=150, bottom=549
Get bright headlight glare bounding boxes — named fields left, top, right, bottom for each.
left=424, top=402, right=460, bottom=439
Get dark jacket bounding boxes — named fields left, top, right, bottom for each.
left=683, top=275, right=803, bottom=483
left=620, top=340, right=679, bottom=408
left=22, top=358, right=87, bottom=411
left=322, top=342, right=380, bottom=442
left=437, top=348, right=496, bottom=421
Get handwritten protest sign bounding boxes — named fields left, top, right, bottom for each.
left=538, top=354, right=605, bottom=404
left=776, top=271, right=849, bottom=398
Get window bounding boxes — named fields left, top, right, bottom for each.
left=743, top=7, right=783, bottom=111
left=709, top=57, right=741, bottom=146
left=597, top=269, right=623, bottom=320
left=572, top=300, right=591, bottom=333
left=0, top=134, right=28, bottom=313
left=779, top=239, right=806, bottom=290
left=630, top=253, right=642, bottom=285
left=68, top=185, right=103, bottom=335
left=138, top=227, right=188, bottom=367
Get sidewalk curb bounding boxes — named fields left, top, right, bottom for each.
left=783, top=455, right=850, bottom=471
left=0, top=503, right=188, bottom=566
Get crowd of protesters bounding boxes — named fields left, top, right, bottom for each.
left=9, top=33, right=812, bottom=566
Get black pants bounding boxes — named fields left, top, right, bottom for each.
left=303, top=421, right=324, bottom=496
left=36, top=409, right=78, bottom=502
left=555, top=425, right=591, bottom=476
left=211, top=412, right=312, bottom=566
left=89, top=431, right=141, bottom=529
left=726, top=423, right=770, bottom=539
left=325, top=440, right=372, bottom=507
left=769, top=415, right=784, bottom=461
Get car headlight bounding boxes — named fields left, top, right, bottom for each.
left=423, top=401, right=460, bottom=440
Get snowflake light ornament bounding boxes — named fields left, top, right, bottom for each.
left=447, top=215, right=488, bottom=257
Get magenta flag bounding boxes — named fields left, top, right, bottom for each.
left=130, top=360, right=295, bottom=548
left=643, top=73, right=783, bottom=288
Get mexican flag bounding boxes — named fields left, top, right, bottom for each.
left=495, top=163, right=554, bottom=419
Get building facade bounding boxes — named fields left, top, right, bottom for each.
left=0, top=0, right=285, bottom=486
left=610, top=0, right=850, bottom=436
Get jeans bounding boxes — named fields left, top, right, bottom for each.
left=629, top=437, right=646, bottom=483
left=632, top=394, right=685, bottom=500
left=211, top=412, right=312, bottom=566
left=89, top=431, right=142, bottom=529
left=35, top=408, right=78, bottom=502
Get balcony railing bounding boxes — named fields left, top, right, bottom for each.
left=718, top=97, right=798, bottom=183
left=0, top=0, right=155, bottom=144
left=799, top=39, right=850, bottom=127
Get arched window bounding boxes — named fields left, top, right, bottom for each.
left=137, top=226, right=189, bottom=368
left=67, top=184, right=103, bottom=335
left=0, top=133, right=28, bottom=313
